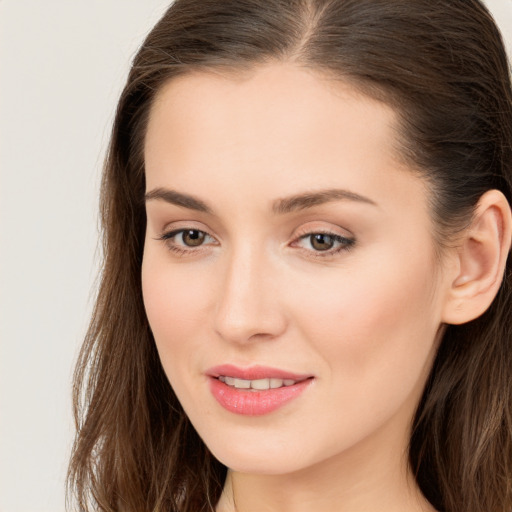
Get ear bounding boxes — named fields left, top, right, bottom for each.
left=442, top=189, right=512, bottom=325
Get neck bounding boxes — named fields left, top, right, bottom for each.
left=215, top=416, right=437, bottom=512
left=218, top=461, right=434, bottom=512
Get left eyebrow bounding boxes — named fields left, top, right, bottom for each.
left=144, top=187, right=213, bottom=214
left=272, top=188, right=378, bottom=214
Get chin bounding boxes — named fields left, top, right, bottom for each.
left=212, top=450, right=307, bottom=475
left=198, top=427, right=318, bottom=475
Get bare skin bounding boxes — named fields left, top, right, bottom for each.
left=142, top=62, right=510, bottom=512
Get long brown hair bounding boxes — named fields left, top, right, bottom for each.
left=67, top=1, right=512, bottom=511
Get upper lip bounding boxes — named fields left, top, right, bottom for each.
left=206, top=364, right=312, bottom=381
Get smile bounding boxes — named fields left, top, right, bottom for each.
left=218, top=376, right=299, bottom=390
left=207, top=365, right=314, bottom=416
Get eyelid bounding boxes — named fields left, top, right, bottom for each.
left=160, top=228, right=216, bottom=245
left=289, top=224, right=356, bottom=258
left=157, top=218, right=218, bottom=241
left=155, top=225, right=219, bottom=256
left=155, top=222, right=355, bottom=258
left=292, top=223, right=354, bottom=240
left=291, top=231, right=355, bottom=252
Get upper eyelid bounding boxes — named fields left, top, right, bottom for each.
left=159, top=218, right=210, bottom=231
left=158, top=220, right=217, bottom=237
left=157, top=225, right=351, bottom=239
left=295, top=231, right=353, bottom=242
left=291, top=231, right=355, bottom=250
left=159, top=227, right=217, bottom=242
left=154, top=214, right=353, bottom=237
left=292, top=223, right=354, bottom=240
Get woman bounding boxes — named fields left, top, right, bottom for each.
left=68, top=1, right=512, bottom=511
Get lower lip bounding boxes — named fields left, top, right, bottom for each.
left=209, top=377, right=312, bottom=416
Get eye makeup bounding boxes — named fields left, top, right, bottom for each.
left=156, top=227, right=355, bottom=260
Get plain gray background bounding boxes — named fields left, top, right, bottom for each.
left=1, top=1, right=511, bottom=511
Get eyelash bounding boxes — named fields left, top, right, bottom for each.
left=157, top=229, right=217, bottom=257
left=293, top=231, right=355, bottom=257
left=157, top=228, right=355, bottom=259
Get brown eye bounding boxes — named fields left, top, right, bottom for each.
left=309, top=233, right=335, bottom=251
left=158, top=228, right=216, bottom=255
left=295, top=232, right=356, bottom=256
left=181, top=229, right=206, bottom=246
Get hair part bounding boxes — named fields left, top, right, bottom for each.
left=68, top=1, right=512, bottom=511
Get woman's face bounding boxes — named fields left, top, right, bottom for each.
left=142, top=63, right=452, bottom=476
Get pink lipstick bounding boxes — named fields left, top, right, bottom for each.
left=206, top=364, right=313, bottom=416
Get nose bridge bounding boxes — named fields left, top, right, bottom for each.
left=214, top=241, right=285, bottom=344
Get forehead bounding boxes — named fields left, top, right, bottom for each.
left=146, top=63, right=398, bottom=142
left=143, top=62, right=428, bottom=222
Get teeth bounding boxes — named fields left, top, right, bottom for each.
left=270, top=378, right=283, bottom=389
left=233, top=378, right=251, bottom=389
left=218, top=376, right=298, bottom=390
left=251, top=378, right=271, bottom=390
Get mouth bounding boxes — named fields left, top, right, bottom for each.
left=217, top=375, right=307, bottom=390
left=206, top=365, right=314, bottom=416
left=206, top=363, right=311, bottom=381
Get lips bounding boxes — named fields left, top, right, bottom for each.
left=207, top=364, right=311, bottom=381
left=206, top=364, right=313, bottom=416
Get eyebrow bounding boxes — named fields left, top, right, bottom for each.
left=272, top=188, right=377, bottom=214
left=144, top=187, right=212, bottom=214
left=144, top=187, right=377, bottom=214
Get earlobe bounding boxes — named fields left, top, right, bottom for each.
left=442, top=189, right=512, bottom=325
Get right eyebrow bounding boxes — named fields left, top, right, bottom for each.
left=144, top=187, right=213, bottom=214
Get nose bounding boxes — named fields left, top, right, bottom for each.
left=213, top=246, right=287, bottom=344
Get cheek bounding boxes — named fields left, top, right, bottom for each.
left=276, top=249, right=442, bottom=456
left=141, top=252, right=214, bottom=368
left=289, top=246, right=441, bottom=386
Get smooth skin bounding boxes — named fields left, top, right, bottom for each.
left=142, top=63, right=511, bottom=512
